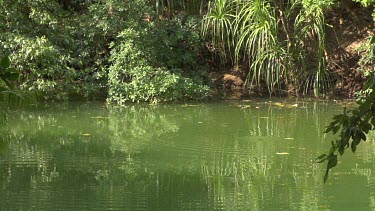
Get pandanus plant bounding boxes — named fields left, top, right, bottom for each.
left=201, top=0, right=333, bottom=96
left=152, top=0, right=209, bottom=16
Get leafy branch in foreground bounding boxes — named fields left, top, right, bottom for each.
left=317, top=73, right=375, bottom=182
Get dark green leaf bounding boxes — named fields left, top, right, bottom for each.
left=363, top=78, right=373, bottom=90
left=0, top=86, right=7, bottom=92
left=0, top=56, right=10, bottom=69
left=316, top=154, right=326, bottom=160
left=8, top=72, right=19, bottom=81
left=332, top=125, right=340, bottom=134
left=6, top=67, right=17, bottom=73
left=323, top=169, right=329, bottom=183
left=316, top=154, right=327, bottom=163
left=359, top=131, right=366, bottom=141
left=325, top=126, right=333, bottom=133
left=363, top=122, right=372, bottom=133
left=370, top=36, right=375, bottom=44
left=351, top=142, right=357, bottom=153
left=327, top=155, right=338, bottom=169
left=329, top=145, right=335, bottom=155
left=371, top=117, right=375, bottom=127
left=338, top=145, right=345, bottom=156
left=1, top=72, right=19, bottom=81
left=3, top=79, right=14, bottom=89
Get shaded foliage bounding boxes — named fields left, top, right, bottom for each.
left=0, top=55, right=22, bottom=124
left=0, top=0, right=373, bottom=104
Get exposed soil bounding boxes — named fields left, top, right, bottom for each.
left=325, top=5, right=374, bottom=98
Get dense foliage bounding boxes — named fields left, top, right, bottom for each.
left=201, top=0, right=336, bottom=96
left=0, top=0, right=374, bottom=103
left=3, top=0, right=375, bottom=183
left=0, top=0, right=209, bottom=102
left=108, top=16, right=210, bottom=103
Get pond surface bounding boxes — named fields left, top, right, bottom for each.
left=0, top=100, right=375, bottom=210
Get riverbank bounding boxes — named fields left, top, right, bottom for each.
left=207, top=5, right=373, bottom=99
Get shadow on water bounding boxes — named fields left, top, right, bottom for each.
left=0, top=100, right=375, bottom=209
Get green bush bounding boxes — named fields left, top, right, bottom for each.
left=1, top=1, right=210, bottom=103
left=0, top=0, right=151, bottom=100
left=107, top=16, right=210, bottom=104
left=1, top=34, right=70, bottom=100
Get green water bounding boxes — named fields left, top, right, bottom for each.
left=0, top=100, right=374, bottom=210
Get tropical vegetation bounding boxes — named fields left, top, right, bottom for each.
left=1, top=0, right=373, bottom=103
left=2, top=0, right=375, bottom=181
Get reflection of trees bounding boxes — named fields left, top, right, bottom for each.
left=0, top=103, right=186, bottom=209
left=2, top=101, right=372, bottom=209
left=242, top=101, right=337, bottom=138
left=195, top=100, right=341, bottom=210
left=199, top=140, right=327, bottom=210
left=108, top=105, right=179, bottom=155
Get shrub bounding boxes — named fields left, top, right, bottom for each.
left=107, top=16, right=210, bottom=104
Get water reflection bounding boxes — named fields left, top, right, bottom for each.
left=0, top=101, right=374, bottom=209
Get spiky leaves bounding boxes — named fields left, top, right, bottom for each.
left=201, top=0, right=334, bottom=96
left=295, top=0, right=333, bottom=97
left=234, top=0, right=283, bottom=93
left=153, top=0, right=208, bottom=17
left=202, top=0, right=236, bottom=61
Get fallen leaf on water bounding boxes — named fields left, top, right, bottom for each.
left=182, top=104, right=199, bottom=107
left=286, top=104, right=298, bottom=108
left=91, top=116, right=108, bottom=119
left=274, top=102, right=285, bottom=107
left=221, top=123, right=228, bottom=127
left=240, top=105, right=251, bottom=109
left=276, top=152, right=290, bottom=155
